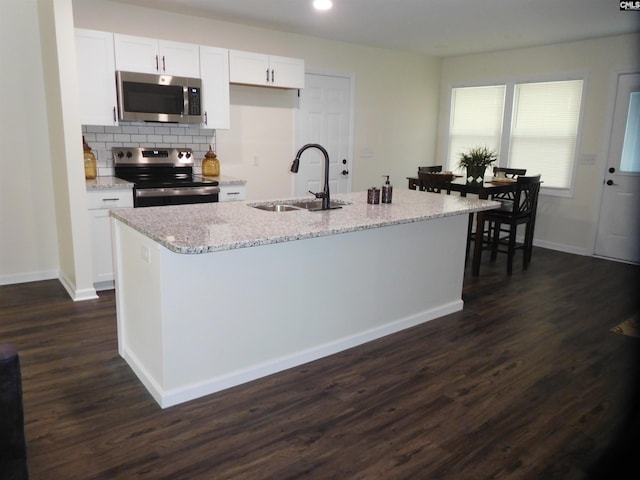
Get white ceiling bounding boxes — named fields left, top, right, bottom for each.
left=114, top=0, right=640, bottom=56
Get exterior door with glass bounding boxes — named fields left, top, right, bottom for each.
left=595, top=73, right=640, bottom=263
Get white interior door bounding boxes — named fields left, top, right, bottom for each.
left=595, top=73, right=640, bottom=263
left=294, top=73, right=352, bottom=196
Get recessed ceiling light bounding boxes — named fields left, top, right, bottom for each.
left=313, top=0, right=333, bottom=11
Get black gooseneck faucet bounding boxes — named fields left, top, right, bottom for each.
left=291, top=143, right=340, bottom=211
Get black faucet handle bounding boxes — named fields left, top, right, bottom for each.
left=309, top=190, right=326, bottom=199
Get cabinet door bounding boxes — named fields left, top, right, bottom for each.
left=159, top=40, right=200, bottom=77
left=89, top=209, right=115, bottom=285
left=199, top=46, right=230, bottom=129
left=270, top=55, right=305, bottom=89
left=87, top=189, right=133, bottom=288
left=75, top=29, right=118, bottom=126
left=114, top=33, right=159, bottom=74
left=229, top=49, right=270, bottom=86
left=218, top=184, right=246, bottom=202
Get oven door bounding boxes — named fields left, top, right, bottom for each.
left=134, top=186, right=219, bottom=207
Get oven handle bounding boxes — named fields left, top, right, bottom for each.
left=135, top=186, right=220, bottom=198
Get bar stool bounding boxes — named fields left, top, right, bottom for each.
left=486, top=174, right=542, bottom=275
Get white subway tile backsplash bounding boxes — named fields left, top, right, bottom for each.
left=82, top=122, right=215, bottom=175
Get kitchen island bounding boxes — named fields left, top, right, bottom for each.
left=111, top=190, right=498, bottom=408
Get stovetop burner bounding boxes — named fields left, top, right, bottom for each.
left=113, top=147, right=218, bottom=188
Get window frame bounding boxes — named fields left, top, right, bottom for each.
left=444, top=72, right=589, bottom=198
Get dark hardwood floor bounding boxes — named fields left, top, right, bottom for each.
left=1, top=248, right=639, bottom=479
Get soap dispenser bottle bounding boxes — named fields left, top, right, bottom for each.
left=381, top=175, right=393, bottom=203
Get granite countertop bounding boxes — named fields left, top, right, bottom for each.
left=111, top=189, right=499, bottom=255
left=86, top=176, right=133, bottom=190
left=86, top=174, right=246, bottom=190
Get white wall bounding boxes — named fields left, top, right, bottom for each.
left=437, top=34, right=640, bottom=255
left=38, top=0, right=96, bottom=299
left=0, top=1, right=59, bottom=285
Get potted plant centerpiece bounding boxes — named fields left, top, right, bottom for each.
left=458, top=146, right=498, bottom=183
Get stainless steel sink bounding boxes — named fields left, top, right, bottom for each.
left=252, top=204, right=302, bottom=212
left=250, top=199, right=349, bottom=212
left=289, top=200, right=346, bottom=210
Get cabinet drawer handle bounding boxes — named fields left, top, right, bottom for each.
left=226, top=191, right=240, bottom=196
left=102, top=198, right=120, bottom=202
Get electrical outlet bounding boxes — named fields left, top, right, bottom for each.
left=140, top=246, right=150, bottom=263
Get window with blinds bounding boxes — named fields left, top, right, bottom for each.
left=447, top=79, right=584, bottom=191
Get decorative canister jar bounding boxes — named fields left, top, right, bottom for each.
left=83, top=136, right=97, bottom=179
left=202, top=145, right=220, bottom=177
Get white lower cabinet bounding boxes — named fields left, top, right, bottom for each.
left=87, top=189, right=133, bottom=289
left=218, top=184, right=246, bottom=202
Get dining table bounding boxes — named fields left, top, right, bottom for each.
left=407, top=175, right=518, bottom=276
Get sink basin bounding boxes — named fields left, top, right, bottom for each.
left=250, top=199, right=349, bottom=212
left=289, top=200, right=346, bottom=210
left=252, top=204, right=301, bottom=212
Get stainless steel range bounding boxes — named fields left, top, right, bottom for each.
left=113, top=147, right=219, bottom=207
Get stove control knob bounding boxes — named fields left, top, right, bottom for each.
left=185, top=152, right=191, bottom=159
left=126, top=151, right=132, bottom=158
left=178, top=152, right=184, bottom=159
left=117, top=151, right=124, bottom=158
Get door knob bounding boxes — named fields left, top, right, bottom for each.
left=606, top=179, right=617, bottom=186
left=342, top=159, right=347, bottom=164
left=341, top=169, right=349, bottom=176
left=609, top=167, right=616, bottom=173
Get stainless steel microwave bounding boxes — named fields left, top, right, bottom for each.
left=116, top=71, right=203, bottom=123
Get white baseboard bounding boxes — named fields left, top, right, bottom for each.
left=58, top=272, right=98, bottom=302
left=532, top=238, right=589, bottom=256
left=0, top=270, right=58, bottom=286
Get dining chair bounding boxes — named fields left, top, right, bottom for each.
left=488, top=167, right=528, bottom=245
left=418, top=165, right=443, bottom=173
left=418, top=171, right=452, bottom=194
left=493, top=166, right=527, bottom=178
left=485, top=174, right=542, bottom=275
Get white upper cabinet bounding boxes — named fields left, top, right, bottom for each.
left=75, top=28, right=118, bottom=126
left=229, top=50, right=304, bottom=89
left=114, top=34, right=200, bottom=77
left=199, top=46, right=230, bottom=129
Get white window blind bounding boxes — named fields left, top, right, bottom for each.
left=447, top=79, right=584, bottom=190
left=509, top=80, right=583, bottom=189
left=448, top=85, right=505, bottom=172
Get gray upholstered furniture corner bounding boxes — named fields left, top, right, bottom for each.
left=0, top=343, right=28, bottom=480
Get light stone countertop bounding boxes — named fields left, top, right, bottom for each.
left=86, top=174, right=246, bottom=190
left=86, top=176, right=133, bottom=190
left=111, top=189, right=499, bottom=255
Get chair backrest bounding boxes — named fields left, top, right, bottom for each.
left=511, top=175, right=542, bottom=218
left=418, top=172, right=452, bottom=194
left=492, top=167, right=528, bottom=202
left=418, top=165, right=443, bottom=173
left=493, top=166, right=527, bottom=178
